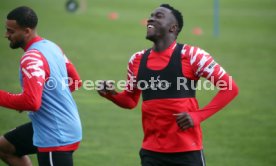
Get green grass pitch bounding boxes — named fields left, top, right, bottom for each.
left=0, top=0, right=275, bottom=165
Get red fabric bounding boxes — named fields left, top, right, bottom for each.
left=66, top=61, right=82, bottom=92
left=0, top=36, right=82, bottom=111
left=103, top=42, right=239, bottom=152
left=58, top=46, right=82, bottom=92
left=189, top=74, right=239, bottom=127
left=0, top=38, right=47, bottom=111
left=107, top=88, right=141, bottom=109
left=24, top=36, right=44, bottom=51
left=38, top=142, right=80, bottom=152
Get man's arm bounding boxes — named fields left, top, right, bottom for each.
left=175, top=47, right=239, bottom=130
left=64, top=55, right=82, bottom=92
left=97, top=81, right=141, bottom=109
left=97, top=51, right=143, bottom=109
left=188, top=73, right=239, bottom=127
left=0, top=50, right=48, bottom=111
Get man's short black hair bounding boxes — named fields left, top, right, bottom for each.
left=160, top=4, right=183, bottom=34
left=7, top=6, right=38, bottom=29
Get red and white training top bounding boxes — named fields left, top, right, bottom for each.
left=0, top=36, right=82, bottom=152
left=103, top=41, right=239, bottom=153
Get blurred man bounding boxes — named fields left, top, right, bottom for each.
left=0, top=6, right=82, bottom=166
left=98, top=4, right=239, bottom=166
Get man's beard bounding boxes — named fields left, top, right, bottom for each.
left=146, top=29, right=165, bottom=43
left=10, top=39, right=24, bottom=49
left=146, top=34, right=158, bottom=42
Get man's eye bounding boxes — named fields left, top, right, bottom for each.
left=156, top=14, right=163, bottom=18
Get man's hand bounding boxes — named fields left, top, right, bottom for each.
left=96, top=80, right=117, bottom=96
left=173, top=112, right=194, bottom=131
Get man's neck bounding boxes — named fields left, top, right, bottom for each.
left=152, top=38, right=175, bottom=52
left=22, top=33, right=38, bottom=50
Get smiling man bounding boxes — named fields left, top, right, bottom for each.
left=97, top=4, right=239, bottom=166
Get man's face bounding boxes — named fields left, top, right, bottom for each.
left=146, top=7, right=177, bottom=42
left=5, top=20, right=26, bottom=49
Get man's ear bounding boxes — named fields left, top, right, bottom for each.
left=169, top=24, right=178, bottom=33
left=24, top=27, right=33, bottom=37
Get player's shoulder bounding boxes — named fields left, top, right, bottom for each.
left=128, top=49, right=147, bottom=64
left=20, top=49, right=45, bottom=69
left=181, top=44, right=210, bottom=57
left=180, top=44, right=198, bottom=54
left=22, top=49, right=43, bottom=59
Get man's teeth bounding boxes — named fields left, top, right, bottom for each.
left=148, top=25, right=154, bottom=28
